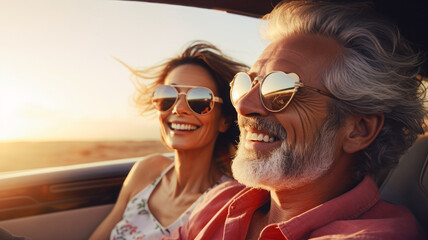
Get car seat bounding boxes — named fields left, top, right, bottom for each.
left=380, top=135, right=428, bottom=231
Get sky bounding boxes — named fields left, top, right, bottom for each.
left=0, top=0, right=266, bottom=142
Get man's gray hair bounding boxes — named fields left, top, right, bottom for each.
left=262, top=1, right=427, bottom=179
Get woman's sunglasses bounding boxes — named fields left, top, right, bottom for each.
left=152, top=85, right=223, bottom=115
left=230, top=71, right=338, bottom=112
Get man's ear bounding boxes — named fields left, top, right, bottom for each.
left=218, top=116, right=232, bottom=133
left=342, top=114, right=384, bottom=154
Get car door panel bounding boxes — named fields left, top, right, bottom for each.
left=0, top=158, right=139, bottom=239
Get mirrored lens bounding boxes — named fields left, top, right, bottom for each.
left=153, top=85, right=177, bottom=111
left=261, top=72, right=296, bottom=111
left=187, top=88, right=213, bottom=114
left=231, top=72, right=252, bottom=105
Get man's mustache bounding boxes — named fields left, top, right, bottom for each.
left=237, top=115, right=287, bottom=141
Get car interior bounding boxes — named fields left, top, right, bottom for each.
left=0, top=0, right=427, bottom=239
left=380, top=135, right=428, bottom=231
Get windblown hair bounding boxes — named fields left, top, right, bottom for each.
left=263, top=1, right=427, bottom=179
left=122, top=40, right=249, bottom=176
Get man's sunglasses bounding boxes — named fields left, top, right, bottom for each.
left=152, top=85, right=223, bottom=115
left=230, top=71, right=338, bottom=112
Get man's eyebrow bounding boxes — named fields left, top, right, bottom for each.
left=244, top=72, right=257, bottom=80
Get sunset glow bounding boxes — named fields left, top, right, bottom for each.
left=0, top=0, right=264, bottom=142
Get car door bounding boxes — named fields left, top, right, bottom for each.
left=0, top=158, right=136, bottom=240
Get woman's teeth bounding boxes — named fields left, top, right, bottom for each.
left=170, top=123, right=198, bottom=131
left=246, top=132, right=274, bottom=143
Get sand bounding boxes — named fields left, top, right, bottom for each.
left=0, top=140, right=171, bottom=172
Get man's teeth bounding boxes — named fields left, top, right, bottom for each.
left=171, top=123, right=197, bottom=131
left=246, top=132, right=274, bottom=143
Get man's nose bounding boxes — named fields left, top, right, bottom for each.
left=234, top=84, right=270, bottom=117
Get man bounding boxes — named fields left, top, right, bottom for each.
left=163, top=1, right=427, bottom=239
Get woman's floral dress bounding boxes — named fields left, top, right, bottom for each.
left=111, top=163, right=231, bottom=240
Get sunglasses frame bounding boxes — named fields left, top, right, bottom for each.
left=230, top=71, right=338, bottom=112
left=152, top=84, right=223, bottom=115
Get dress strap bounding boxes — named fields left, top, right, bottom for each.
left=151, top=161, right=174, bottom=186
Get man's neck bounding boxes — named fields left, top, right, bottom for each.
left=267, top=165, right=358, bottom=224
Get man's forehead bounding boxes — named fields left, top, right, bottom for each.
left=252, top=39, right=311, bottom=71
left=252, top=50, right=309, bottom=68
left=262, top=43, right=310, bottom=60
left=251, top=34, right=342, bottom=75
left=251, top=48, right=309, bottom=74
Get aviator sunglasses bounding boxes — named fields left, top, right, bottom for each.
left=152, top=85, right=223, bottom=115
left=230, top=71, right=338, bottom=112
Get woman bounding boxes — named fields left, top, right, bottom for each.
left=89, top=41, right=248, bottom=240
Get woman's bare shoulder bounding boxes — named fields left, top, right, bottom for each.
left=124, top=153, right=174, bottom=197
left=133, top=153, right=173, bottom=175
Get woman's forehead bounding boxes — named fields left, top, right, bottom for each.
left=165, top=64, right=217, bottom=90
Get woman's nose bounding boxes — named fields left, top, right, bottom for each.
left=172, top=94, right=191, bottom=115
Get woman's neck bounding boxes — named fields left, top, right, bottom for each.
left=168, top=147, right=222, bottom=196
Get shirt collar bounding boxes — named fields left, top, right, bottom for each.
left=229, top=176, right=379, bottom=240
left=279, top=176, right=380, bottom=239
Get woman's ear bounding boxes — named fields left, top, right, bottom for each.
left=218, top=116, right=232, bottom=133
left=342, top=114, right=384, bottom=154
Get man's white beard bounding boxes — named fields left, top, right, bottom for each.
left=231, top=116, right=338, bottom=190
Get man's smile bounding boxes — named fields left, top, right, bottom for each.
left=245, top=131, right=275, bottom=143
